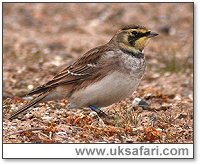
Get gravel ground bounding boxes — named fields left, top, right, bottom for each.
left=3, top=3, right=193, bottom=143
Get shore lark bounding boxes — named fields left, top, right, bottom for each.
left=9, top=25, right=158, bottom=120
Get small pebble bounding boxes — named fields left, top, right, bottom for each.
left=174, top=95, right=181, bottom=101
left=41, top=116, right=53, bottom=120
left=132, top=98, right=142, bottom=106
left=132, top=98, right=149, bottom=107
left=27, top=84, right=34, bottom=90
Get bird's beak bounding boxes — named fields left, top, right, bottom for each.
left=148, top=31, right=159, bottom=38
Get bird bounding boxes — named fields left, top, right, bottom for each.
left=9, top=25, right=158, bottom=120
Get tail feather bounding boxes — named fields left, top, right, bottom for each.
left=9, top=92, right=49, bottom=120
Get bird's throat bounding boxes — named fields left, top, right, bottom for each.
left=119, top=43, right=144, bottom=59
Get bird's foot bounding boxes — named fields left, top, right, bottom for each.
left=89, top=105, right=109, bottom=118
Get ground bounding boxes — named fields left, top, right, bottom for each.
left=3, top=3, right=193, bottom=143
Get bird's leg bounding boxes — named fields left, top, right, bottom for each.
left=89, top=105, right=108, bottom=117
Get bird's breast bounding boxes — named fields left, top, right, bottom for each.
left=119, top=52, right=146, bottom=78
left=69, top=71, right=143, bottom=107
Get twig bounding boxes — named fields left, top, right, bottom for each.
left=5, top=128, right=45, bottom=136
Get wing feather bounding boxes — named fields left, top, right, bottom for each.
left=27, top=45, right=115, bottom=96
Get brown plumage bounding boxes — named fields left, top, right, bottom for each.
left=9, top=25, right=158, bottom=120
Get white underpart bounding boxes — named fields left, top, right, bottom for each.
left=69, top=71, right=141, bottom=107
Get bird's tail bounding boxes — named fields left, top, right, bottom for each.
left=9, top=92, right=49, bottom=120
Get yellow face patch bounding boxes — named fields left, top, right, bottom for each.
left=118, top=25, right=158, bottom=53
left=134, top=36, right=150, bottom=51
left=117, top=26, right=153, bottom=52
left=120, top=29, right=150, bottom=51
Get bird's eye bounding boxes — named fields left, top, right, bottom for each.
left=145, top=31, right=151, bottom=35
left=131, top=31, right=137, bottom=36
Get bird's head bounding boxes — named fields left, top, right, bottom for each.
left=113, top=25, right=158, bottom=54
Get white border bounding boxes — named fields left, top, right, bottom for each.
left=3, top=144, right=193, bottom=158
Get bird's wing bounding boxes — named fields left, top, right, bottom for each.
left=27, top=45, right=116, bottom=96
left=9, top=45, right=117, bottom=120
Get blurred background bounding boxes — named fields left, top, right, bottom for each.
left=3, top=3, right=193, bottom=98
left=3, top=3, right=193, bottom=143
